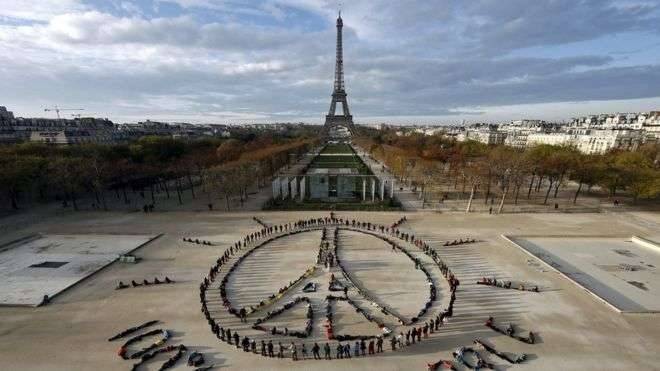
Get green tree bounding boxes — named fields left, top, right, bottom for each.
left=0, top=155, right=43, bottom=209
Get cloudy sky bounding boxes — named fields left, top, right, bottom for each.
left=1, top=0, right=660, bottom=124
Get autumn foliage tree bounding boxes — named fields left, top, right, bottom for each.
left=355, top=129, right=659, bottom=211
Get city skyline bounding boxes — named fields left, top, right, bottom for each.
left=1, top=0, right=660, bottom=124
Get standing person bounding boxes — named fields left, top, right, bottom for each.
left=260, top=340, right=266, bottom=356
left=291, top=342, right=298, bottom=361
left=390, top=336, right=397, bottom=351
left=423, top=323, right=429, bottom=338
left=336, top=343, right=343, bottom=359
left=354, top=341, right=360, bottom=357
left=301, top=343, right=308, bottom=360
left=368, top=340, right=375, bottom=355
left=361, top=339, right=366, bottom=356
left=344, top=343, right=351, bottom=358
left=267, top=340, right=274, bottom=357
left=324, top=342, right=332, bottom=360
left=312, top=342, right=321, bottom=360
left=277, top=342, right=284, bottom=358
left=377, top=337, right=384, bottom=353
left=242, top=336, right=249, bottom=352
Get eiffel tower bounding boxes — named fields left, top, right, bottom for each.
left=324, top=11, right=355, bottom=134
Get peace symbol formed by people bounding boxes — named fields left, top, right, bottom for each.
left=199, top=213, right=460, bottom=361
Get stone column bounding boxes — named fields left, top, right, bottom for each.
left=281, top=178, right=289, bottom=199
left=290, top=177, right=297, bottom=199
left=390, top=178, right=395, bottom=198
left=299, top=177, right=305, bottom=201
left=380, top=179, right=385, bottom=201
left=272, top=177, right=281, bottom=199
left=362, top=178, right=366, bottom=201
left=371, top=178, right=375, bottom=202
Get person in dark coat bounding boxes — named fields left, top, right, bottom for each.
left=324, top=343, right=331, bottom=359
left=267, top=340, right=274, bottom=357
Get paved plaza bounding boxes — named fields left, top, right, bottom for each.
left=0, top=210, right=659, bottom=370
left=507, top=236, right=660, bottom=312
left=0, top=234, right=156, bottom=306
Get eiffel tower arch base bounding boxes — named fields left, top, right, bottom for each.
left=324, top=115, right=355, bottom=137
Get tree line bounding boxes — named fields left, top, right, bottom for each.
left=0, top=133, right=319, bottom=212
left=354, top=130, right=660, bottom=211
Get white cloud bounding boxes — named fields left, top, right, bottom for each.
left=0, top=0, right=659, bottom=124
left=0, top=0, right=86, bottom=21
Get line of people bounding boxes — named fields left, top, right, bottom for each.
left=474, top=339, right=527, bottom=364
left=198, top=213, right=464, bottom=362
left=252, top=216, right=270, bottom=228
left=478, top=277, right=540, bottom=292
left=116, top=277, right=175, bottom=290
left=332, top=231, right=409, bottom=325
left=182, top=237, right=214, bottom=246
left=252, top=297, right=314, bottom=338
left=325, top=294, right=390, bottom=341
left=485, top=316, right=536, bottom=344
left=443, top=238, right=477, bottom=246
left=452, top=346, right=494, bottom=370
left=390, top=215, right=407, bottom=229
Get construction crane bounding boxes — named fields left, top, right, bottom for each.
left=44, top=106, right=84, bottom=119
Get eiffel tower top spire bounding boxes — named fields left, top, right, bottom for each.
left=334, top=10, right=345, bottom=93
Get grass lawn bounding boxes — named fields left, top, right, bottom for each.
left=309, top=144, right=372, bottom=175
left=320, top=143, right=356, bottom=154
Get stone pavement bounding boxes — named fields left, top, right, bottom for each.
left=0, top=210, right=658, bottom=370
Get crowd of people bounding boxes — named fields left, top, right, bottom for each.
left=332, top=230, right=409, bottom=325
left=108, top=320, right=159, bottom=341
left=443, top=238, right=477, bottom=247
left=129, top=344, right=188, bottom=371
left=474, top=339, right=527, bottom=364
left=477, top=277, right=540, bottom=292
left=339, top=226, right=441, bottom=324
left=116, top=277, right=175, bottom=290
left=252, top=297, right=314, bottom=338
left=182, top=237, right=214, bottom=246
left=390, top=216, right=407, bottom=229
left=246, top=266, right=316, bottom=317
left=485, top=317, right=536, bottom=344
left=452, top=346, right=495, bottom=370
left=252, top=216, right=270, bottom=228
left=116, top=328, right=170, bottom=360
left=317, top=228, right=337, bottom=268
left=158, top=344, right=188, bottom=370
left=427, top=359, right=457, bottom=370
left=196, top=212, right=463, bottom=362
left=107, top=320, right=202, bottom=370
left=324, top=294, right=390, bottom=341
